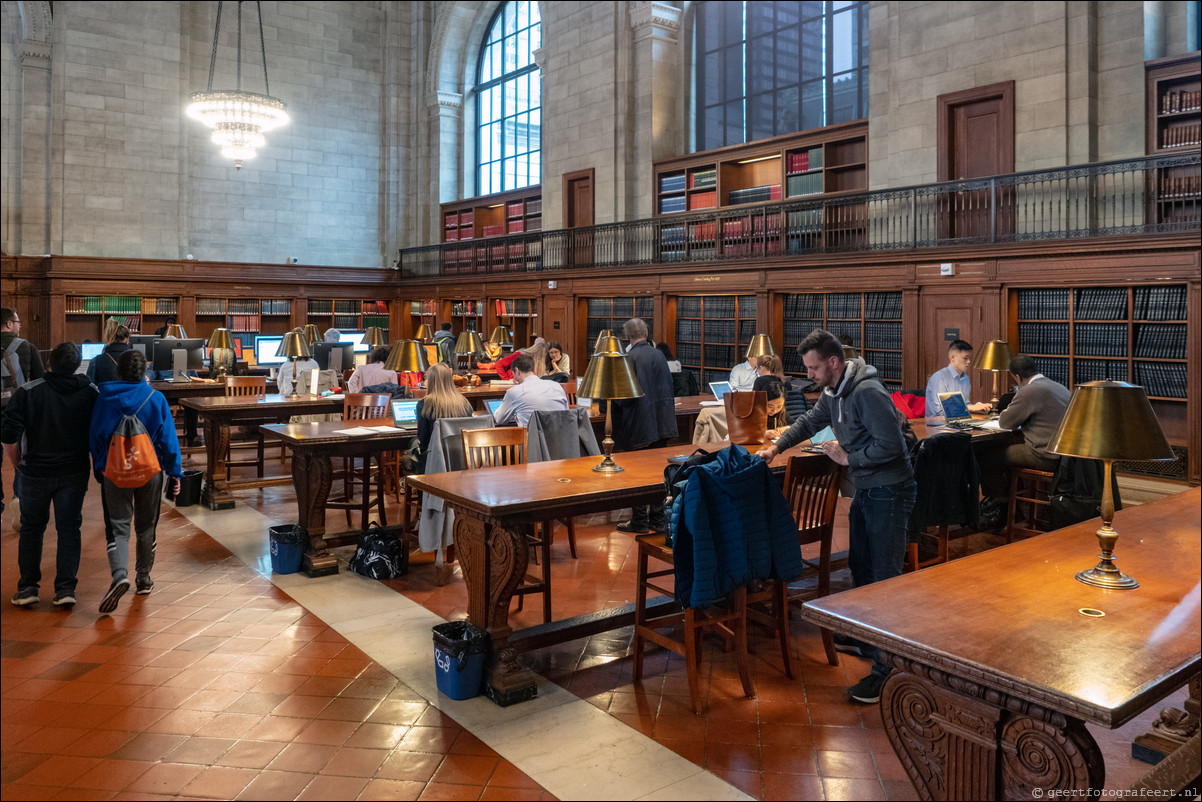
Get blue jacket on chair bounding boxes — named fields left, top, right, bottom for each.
left=670, top=444, right=803, bottom=608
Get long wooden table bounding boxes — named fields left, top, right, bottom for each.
left=801, top=487, right=1201, bottom=799
left=260, top=420, right=416, bottom=574
left=180, top=394, right=344, bottom=509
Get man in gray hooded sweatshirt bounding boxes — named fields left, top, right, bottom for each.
left=757, top=329, right=915, bottom=705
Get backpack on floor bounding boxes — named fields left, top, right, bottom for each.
left=348, top=523, right=407, bottom=579
left=103, top=391, right=161, bottom=488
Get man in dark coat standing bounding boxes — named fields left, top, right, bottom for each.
left=613, top=317, right=677, bottom=534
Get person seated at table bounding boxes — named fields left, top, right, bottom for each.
left=755, top=375, right=790, bottom=440
left=729, top=353, right=758, bottom=391
left=322, top=327, right=341, bottom=343
left=495, top=341, right=550, bottom=380
left=755, top=353, right=786, bottom=383
left=277, top=328, right=319, bottom=396
left=544, top=341, right=571, bottom=381
left=414, top=362, right=473, bottom=475
left=478, top=340, right=502, bottom=365
left=492, top=353, right=569, bottom=427
left=925, top=339, right=992, bottom=417
left=347, top=346, right=398, bottom=392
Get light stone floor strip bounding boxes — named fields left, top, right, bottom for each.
left=174, top=500, right=752, bottom=802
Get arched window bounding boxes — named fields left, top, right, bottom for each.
left=694, top=1, right=868, bottom=151
left=476, top=1, right=541, bottom=195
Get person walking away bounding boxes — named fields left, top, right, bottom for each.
left=2, top=308, right=46, bottom=518
left=89, top=350, right=182, bottom=613
left=2, top=342, right=98, bottom=607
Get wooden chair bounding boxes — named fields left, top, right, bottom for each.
left=222, top=376, right=276, bottom=479
left=632, top=533, right=755, bottom=714
left=1006, top=467, right=1056, bottom=543
left=561, top=380, right=577, bottom=405
left=461, top=427, right=553, bottom=623
left=327, top=393, right=392, bottom=530
left=778, top=454, right=845, bottom=666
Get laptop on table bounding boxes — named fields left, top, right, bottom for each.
left=709, top=381, right=732, bottom=399
left=391, top=399, right=420, bottom=429
left=485, top=398, right=504, bottom=419
left=938, top=392, right=988, bottom=429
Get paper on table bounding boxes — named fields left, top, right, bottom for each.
left=699, top=400, right=724, bottom=407
left=810, top=426, right=836, bottom=444
left=335, top=427, right=378, bottom=436
left=365, top=425, right=399, bottom=432
left=977, top=419, right=1003, bottom=430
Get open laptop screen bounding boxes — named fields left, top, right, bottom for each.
left=391, top=399, right=419, bottom=426
left=938, top=391, right=971, bottom=422
left=709, top=381, right=732, bottom=399
left=485, top=398, right=504, bottom=418
left=80, top=342, right=105, bottom=361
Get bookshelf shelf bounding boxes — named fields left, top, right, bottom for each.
left=1146, top=53, right=1201, bottom=226
left=584, top=297, right=656, bottom=350
left=781, top=292, right=903, bottom=391
left=64, top=295, right=179, bottom=340
left=305, top=298, right=390, bottom=338
left=673, top=295, right=758, bottom=391
left=450, top=299, right=485, bottom=333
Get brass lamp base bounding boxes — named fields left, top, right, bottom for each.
left=1075, top=519, right=1139, bottom=590
left=592, top=454, right=624, bottom=473
left=592, top=407, right=623, bottom=472
left=1075, top=566, right=1139, bottom=589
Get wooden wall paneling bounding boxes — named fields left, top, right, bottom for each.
left=1189, top=278, right=1200, bottom=484
left=901, top=287, right=922, bottom=391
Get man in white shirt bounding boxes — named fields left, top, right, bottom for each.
left=492, top=353, right=569, bottom=427
left=925, top=339, right=991, bottom=417
left=728, top=357, right=758, bottom=391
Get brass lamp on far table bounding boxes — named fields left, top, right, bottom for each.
left=453, top=330, right=485, bottom=372
left=975, top=339, right=1013, bottom=412
left=276, top=331, right=312, bottom=398
left=415, top=323, right=435, bottom=343
left=746, top=334, right=774, bottom=360
left=578, top=345, right=644, bottom=473
left=207, top=327, right=236, bottom=379
left=165, top=323, right=188, bottom=339
left=384, top=339, right=430, bottom=385
left=364, top=327, right=388, bottom=349
left=489, top=325, right=512, bottom=348
left=593, top=329, right=616, bottom=354
left=302, top=324, right=321, bottom=345
left=1049, top=380, right=1174, bottom=590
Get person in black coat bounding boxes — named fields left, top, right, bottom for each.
left=612, top=318, right=677, bottom=533
left=87, top=325, right=132, bottom=385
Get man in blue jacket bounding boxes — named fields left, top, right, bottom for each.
left=89, top=350, right=182, bottom=613
left=757, top=329, right=915, bottom=705
left=2, top=342, right=98, bottom=607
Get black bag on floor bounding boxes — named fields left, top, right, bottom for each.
left=348, top=523, right=407, bottom=579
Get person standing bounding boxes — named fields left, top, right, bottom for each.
left=87, top=324, right=133, bottom=385
left=492, top=353, right=569, bottom=427
left=432, top=322, right=455, bottom=363
left=613, top=318, right=678, bottom=534
left=3, top=342, right=98, bottom=607
left=925, top=339, right=992, bottom=417
left=756, top=329, right=915, bottom=705
left=2, top=308, right=47, bottom=515
left=89, top=350, right=182, bottom=612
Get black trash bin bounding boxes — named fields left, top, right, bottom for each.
left=174, top=470, right=203, bottom=507
left=432, top=621, right=490, bottom=700
left=269, top=524, right=305, bottom=574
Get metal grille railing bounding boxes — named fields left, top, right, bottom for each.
left=399, top=152, right=1201, bottom=278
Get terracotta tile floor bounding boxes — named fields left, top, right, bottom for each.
left=2, top=456, right=1185, bottom=801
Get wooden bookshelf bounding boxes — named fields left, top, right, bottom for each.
left=582, top=297, right=656, bottom=349
left=306, top=299, right=390, bottom=336
left=672, top=294, right=758, bottom=391
left=440, top=187, right=542, bottom=274
left=1147, top=52, right=1201, bottom=226
left=492, top=297, right=539, bottom=346
left=64, top=295, right=179, bottom=342
left=450, top=299, right=485, bottom=333
left=780, top=292, right=903, bottom=391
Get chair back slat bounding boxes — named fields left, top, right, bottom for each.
left=462, top=427, right=528, bottom=470
left=782, top=454, right=843, bottom=546
left=225, top=375, right=267, bottom=398
left=343, top=393, right=391, bottom=421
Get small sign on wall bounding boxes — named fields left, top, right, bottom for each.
left=944, top=328, right=960, bottom=341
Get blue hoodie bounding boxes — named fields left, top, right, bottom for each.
left=89, top=380, right=182, bottom=482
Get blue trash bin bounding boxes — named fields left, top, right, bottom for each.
left=269, top=525, right=304, bottom=574
left=432, top=621, right=489, bottom=700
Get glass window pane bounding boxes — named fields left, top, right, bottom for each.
left=504, top=1, right=516, bottom=36
left=830, top=71, right=857, bottom=122
left=724, top=100, right=743, bottom=146
left=800, top=18, right=823, bottom=82
left=723, top=48, right=743, bottom=98
left=517, top=29, right=530, bottom=69
left=529, top=108, right=541, bottom=151
left=529, top=73, right=541, bottom=106
left=517, top=0, right=528, bottom=30
left=529, top=1, right=540, bottom=24
left=776, top=85, right=799, bottom=133
left=832, top=8, right=855, bottom=74
left=800, top=79, right=824, bottom=130
left=491, top=162, right=501, bottom=193
left=491, top=122, right=502, bottom=161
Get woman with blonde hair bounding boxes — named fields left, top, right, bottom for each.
left=414, top=362, right=473, bottom=474
left=101, top=317, right=123, bottom=345
left=494, top=341, right=550, bottom=380
left=755, top=353, right=786, bottom=383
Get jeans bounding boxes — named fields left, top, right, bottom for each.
left=15, top=469, right=90, bottom=596
left=848, top=478, right=917, bottom=678
left=103, top=473, right=165, bottom=583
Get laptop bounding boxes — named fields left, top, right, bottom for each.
left=709, top=381, right=732, bottom=399
left=484, top=398, right=504, bottom=418
left=391, top=399, right=420, bottom=428
left=938, top=392, right=987, bottom=429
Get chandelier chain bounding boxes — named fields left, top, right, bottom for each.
left=256, top=2, right=270, bottom=97
left=205, top=1, right=223, bottom=92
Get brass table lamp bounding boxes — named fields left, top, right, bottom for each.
left=301, top=324, right=321, bottom=345
left=746, top=334, right=774, bottom=360
left=276, top=331, right=312, bottom=398
left=363, top=327, right=388, bottom=348
left=975, top=340, right=1013, bottom=412
left=593, top=329, right=615, bottom=354
left=164, top=323, right=188, bottom=339
left=453, top=330, right=485, bottom=372
left=384, top=339, right=430, bottom=384
left=1048, top=381, right=1174, bottom=590
left=594, top=334, right=622, bottom=355
left=415, top=323, right=435, bottom=343
left=489, top=325, right=512, bottom=347
left=207, top=327, right=236, bottom=379
left=577, top=346, right=644, bottom=473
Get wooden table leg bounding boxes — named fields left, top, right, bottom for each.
left=200, top=416, right=236, bottom=510
left=452, top=508, right=538, bottom=706
left=292, top=448, right=338, bottom=575
left=880, top=653, right=1104, bottom=800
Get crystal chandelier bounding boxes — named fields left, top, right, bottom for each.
left=186, top=1, right=288, bottom=169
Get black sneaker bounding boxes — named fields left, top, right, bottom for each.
left=11, top=589, right=38, bottom=607
left=848, top=673, right=885, bottom=704
left=99, top=578, right=130, bottom=614
left=832, top=633, right=866, bottom=657
left=52, top=593, right=76, bottom=607
left=616, top=521, right=649, bottom=534
left=186, top=437, right=202, bottom=449
left=135, top=578, right=154, bottom=596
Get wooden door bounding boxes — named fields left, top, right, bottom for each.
left=920, top=291, right=988, bottom=403
left=564, top=169, right=594, bottom=267
left=937, top=82, right=1015, bottom=240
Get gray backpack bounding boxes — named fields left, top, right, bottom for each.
left=1, top=337, right=26, bottom=407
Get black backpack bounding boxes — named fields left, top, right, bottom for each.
left=661, top=448, right=721, bottom=544
left=348, top=523, right=407, bottom=579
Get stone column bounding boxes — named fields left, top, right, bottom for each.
left=426, top=89, right=463, bottom=242
left=16, top=36, right=52, bottom=256
left=626, top=2, right=682, bottom=221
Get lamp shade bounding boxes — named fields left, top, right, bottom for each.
left=975, top=340, right=1013, bottom=372
left=164, top=323, right=188, bottom=339
left=415, top=323, right=435, bottom=342
left=276, top=331, right=311, bottom=359
left=363, top=327, right=388, bottom=348
left=1049, top=381, right=1174, bottom=462
left=842, top=345, right=859, bottom=360
left=301, top=324, right=321, bottom=344
left=207, top=328, right=235, bottom=350
left=594, top=335, right=623, bottom=355
left=489, top=325, right=512, bottom=346
left=746, top=334, right=775, bottom=359
left=578, top=353, right=644, bottom=401
left=454, top=330, right=485, bottom=355
left=593, top=329, right=615, bottom=354
left=384, top=340, right=429, bottom=373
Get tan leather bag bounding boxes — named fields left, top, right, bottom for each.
left=724, top=390, right=768, bottom=445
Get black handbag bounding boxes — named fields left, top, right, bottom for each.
left=348, top=523, right=407, bottom=579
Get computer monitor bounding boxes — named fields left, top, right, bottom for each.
left=127, top=334, right=160, bottom=357
left=312, top=341, right=354, bottom=373
left=80, top=342, right=105, bottom=361
left=254, top=335, right=287, bottom=366
left=340, top=331, right=369, bottom=353
left=152, top=338, right=205, bottom=380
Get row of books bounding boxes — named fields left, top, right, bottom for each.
left=410, top=300, right=438, bottom=315
left=728, top=185, right=781, bottom=205
left=1133, top=285, right=1187, bottom=320
left=482, top=224, right=506, bottom=237
left=197, top=298, right=229, bottom=315
left=444, top=210, right=474, bottom=226
left=1133, top=323, right=1187, bottom=359
left=784, top=318, right=825, bottom=341
left=227, top=299, right=260, bottom=315
left=863, top=350, right=902, bottom=381
left=1019, top=322, right=1071, bottom=355
left=261, top=300, right=291, bottom=315
left=863, top=322, right=904, bottom=351
left=332, top=315, right=360, bottom=329
left=659, top=173, right=687, bottom=193
left=495, top=299, right=536, bottom=316
left=333, top=300, right=361, bottom=314
left=68, top=296, right=124, bottom=314
left=689, top=168, right=716, bottom=189
left=1161, top=123, right=1200, bottom=149
left=587, top=297, right=653, bottom=319
left=699, top=319, right=740, bottom=341
left=226, top=315, right=261, bottom=331
left=675, top=342, right=702, bottom=365
left=866, top=292, right=903, bottom=319
left=702, top=344, right=738, bottom=365
left=1072, top=323, right=1129, bottom=357
left=1033, top=357, right=1071, bottom=386
left=1073, top=287, right=1129, bottom=320
left=786, top=148, right=823, bottom=173
left=1074, top=360, right=1128, bottom=384
left=786, top=209, right=824, bottom=232
left=451, top=301, right=484, bottom=315
left=1016, top=289, right=1071, bottom=320
left=308, top=299, right=333, bottom=314
left=1133, top=362, right=1187, bottom=398
left=361, top=316, right=389, bottom=331
left=787, top=173, right=824, bottom=197
left=1158, top=174, right=1200, bottom=199
left=825, top=293, right=865, bottom=319
left=660, top=196, right=687, bottom=214
left=1160, top=89, right=1200, bottom=114
left=688, top=191, right=717, bottom=210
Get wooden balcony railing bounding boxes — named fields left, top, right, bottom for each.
left=398, top=152, right=1201, bottom=278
